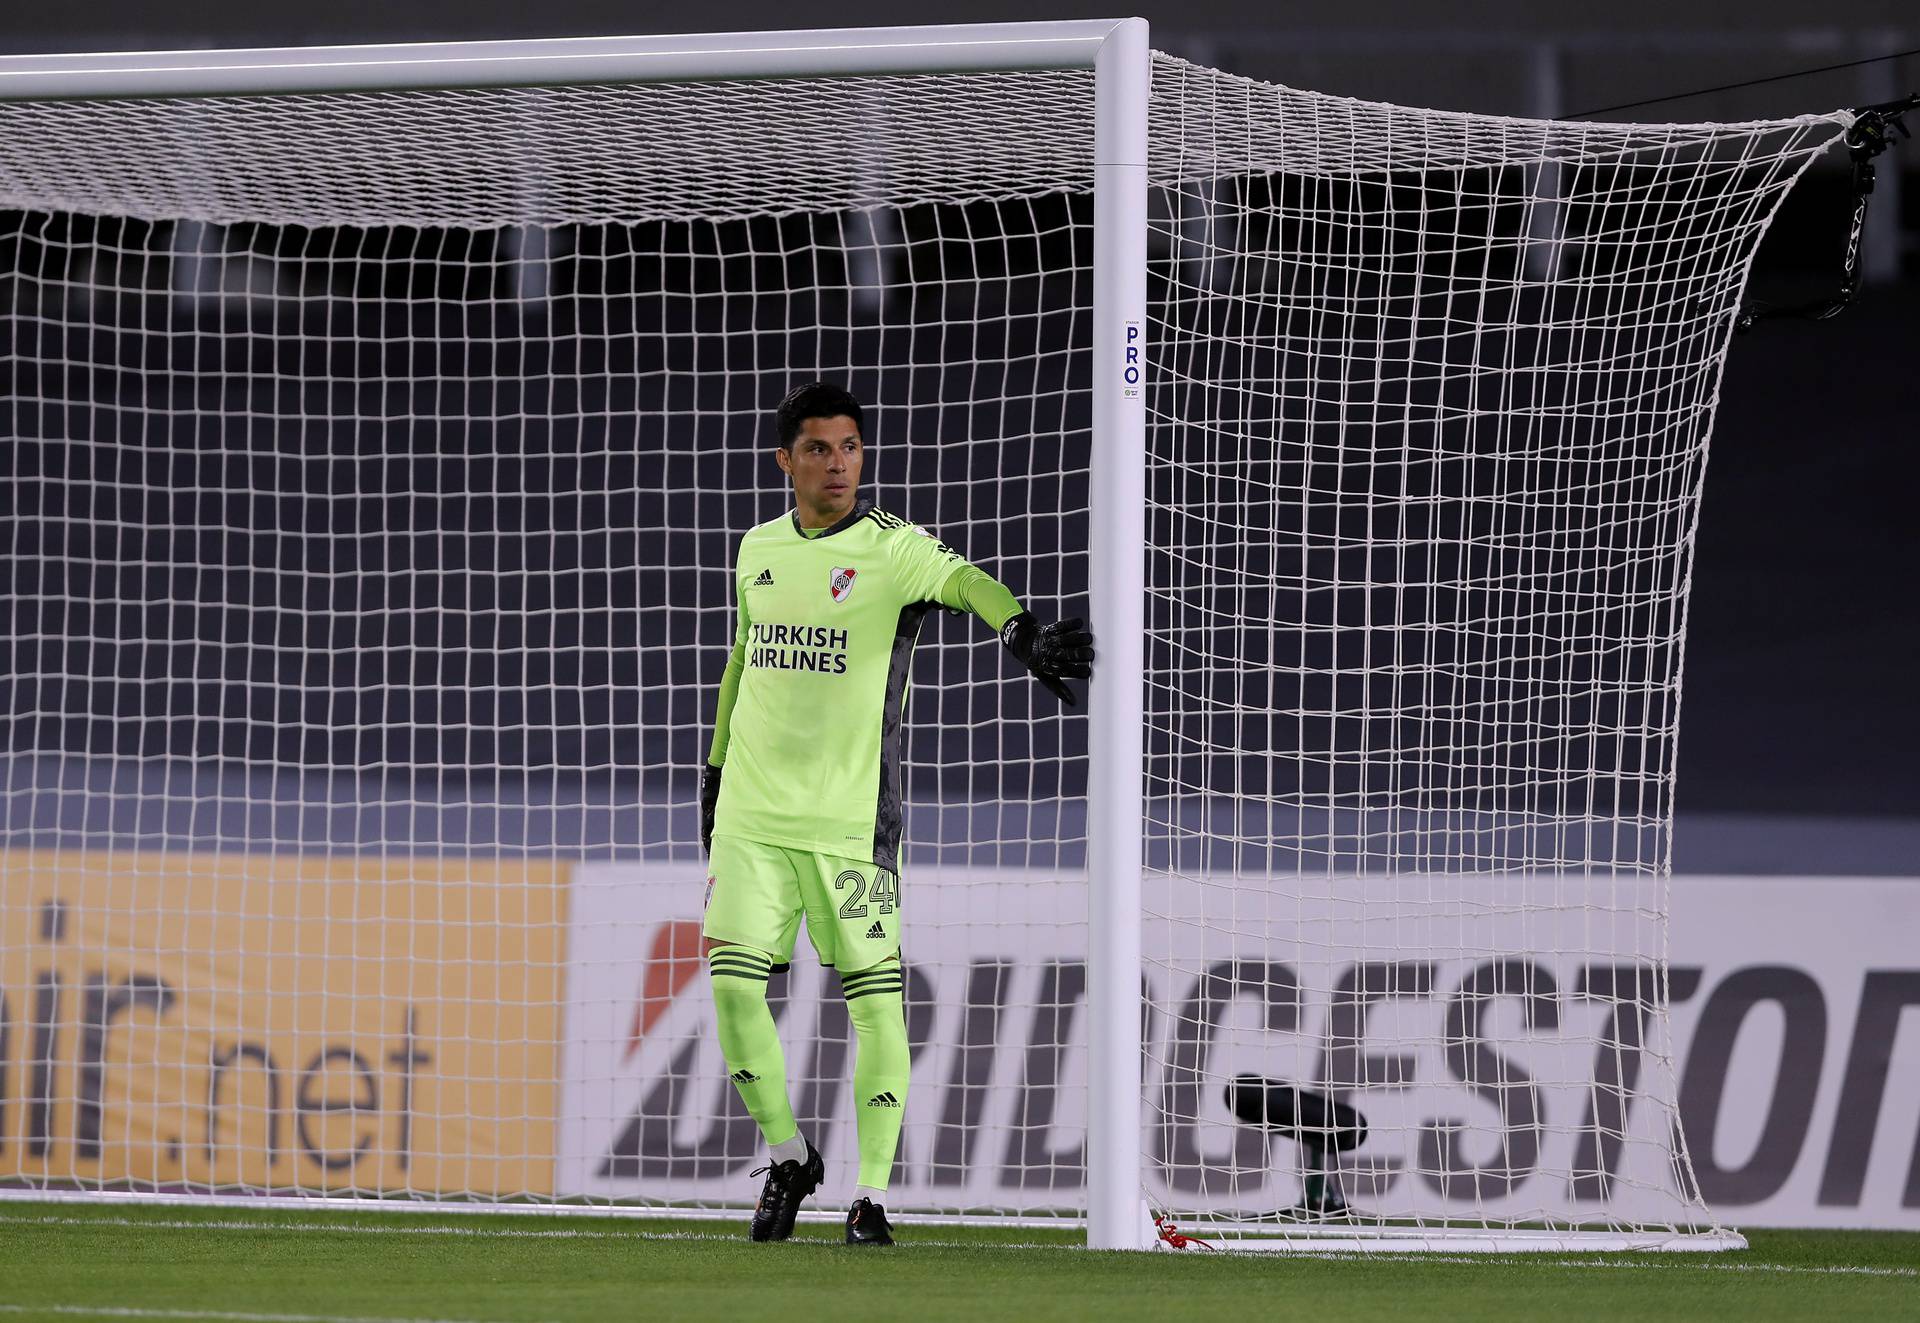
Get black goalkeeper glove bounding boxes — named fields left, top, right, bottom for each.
left=700, top=764, right=723, bottom=855
left=1000, top=613, right=1096, bottom=706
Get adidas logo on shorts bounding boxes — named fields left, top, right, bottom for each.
left=866, top=1091, right=902, bottom=1108
left=865, top=921, right=887, bottom=939
left=731, top=1068, right=760, bottom=1084
left=751, top=568, right=774, bottom=586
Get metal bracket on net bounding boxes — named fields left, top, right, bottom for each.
left=1736, top=92, right=1918, bottom=334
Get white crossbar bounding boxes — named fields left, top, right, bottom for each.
left=0, top=19, right=1130, bottom=102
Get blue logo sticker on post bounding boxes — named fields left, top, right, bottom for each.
left=1123, top=319, right=1142, bottom=399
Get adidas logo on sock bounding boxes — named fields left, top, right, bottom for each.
left=752, top=568, right=774, bottom=586
left=865, top=921, right=887, bottom=939
left=730, top=1068, right=760, bottom=1084
left=866, top=1091, right=901, bottom=1108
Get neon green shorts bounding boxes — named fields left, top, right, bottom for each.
left=703, top=835, right=902, bottom=973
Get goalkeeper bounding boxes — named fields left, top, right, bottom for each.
left=700, top=381, right=1094, bottom=1247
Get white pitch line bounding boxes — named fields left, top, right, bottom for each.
left=0, top=1215, right=641, bottom=1240
left=1245, top=1252, right=1918, bottom=1279
left=0, top=1213, right=1075, bottom=1251
left=1568, top=1258, right=1915, bottom=1280
left=0, top=1306, right=526, bottom=1323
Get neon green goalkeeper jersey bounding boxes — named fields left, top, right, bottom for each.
left=707, top=498, right=1022, bottom=873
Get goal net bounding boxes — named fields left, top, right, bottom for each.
left=0, top=25, right=1847, bottom=1249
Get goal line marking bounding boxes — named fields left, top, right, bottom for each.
left=0, top=1212, right=1072, bottom=1250
left=0, top=1306, right=512, bottom=1323
left=1296, top=1252, right=1917, bottom=1279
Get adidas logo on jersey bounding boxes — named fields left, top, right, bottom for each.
left=866, top=1091, right=902, bottom=1108
left=731, top=1068, right=761, bottom=1084
left=865, top=921, right=887, bottom=939
left=751, top=568, right=774, bottom=587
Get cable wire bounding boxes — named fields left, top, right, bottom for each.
left=1565, top=44, right=1918, bottom=119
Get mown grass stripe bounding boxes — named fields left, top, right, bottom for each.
left=2, top=1215, right=1915, bottom=1279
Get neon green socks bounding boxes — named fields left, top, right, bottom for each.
left=842, top=961, right=909, bottom=1195
left=710, top=946, right=907, bottom=1190
left=707, top=945, right=800, bottom=1149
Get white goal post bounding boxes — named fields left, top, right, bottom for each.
left=0, top=19, right=1850, bottom=1252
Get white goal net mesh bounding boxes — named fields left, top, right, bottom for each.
left=1143, top=60, right=1846, bottom=1243
left=0, top=50, right=1846, bottom=1238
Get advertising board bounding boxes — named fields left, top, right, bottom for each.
left=0, top=850, right=567, bottom=1198
left=559, top=865, right=1920, bottom=1229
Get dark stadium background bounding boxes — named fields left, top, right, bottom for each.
left=1, top=1, right=1915, bottom=875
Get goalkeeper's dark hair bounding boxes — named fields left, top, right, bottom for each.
left=774, top=381, right=865, bottom=450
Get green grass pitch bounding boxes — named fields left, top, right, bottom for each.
left=0, top=1201, right=1913, bottom=1322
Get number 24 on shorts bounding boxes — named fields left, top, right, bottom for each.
left=834, top=868, right=898, bottom=918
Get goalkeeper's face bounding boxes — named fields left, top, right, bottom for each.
left=777, top=415, right=864, bottom=526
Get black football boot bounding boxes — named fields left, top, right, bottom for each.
left=844, top=1196, right=895, bottom=1246
left=748, top=1142, right=824, bottom=1242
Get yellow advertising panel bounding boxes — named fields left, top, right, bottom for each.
left=0, top=850, right=566, bottom=1198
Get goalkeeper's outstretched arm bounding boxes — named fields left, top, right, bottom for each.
left=700, top=582, right=750, bottom=854
left=937, top=563, right=1096, bottom=706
